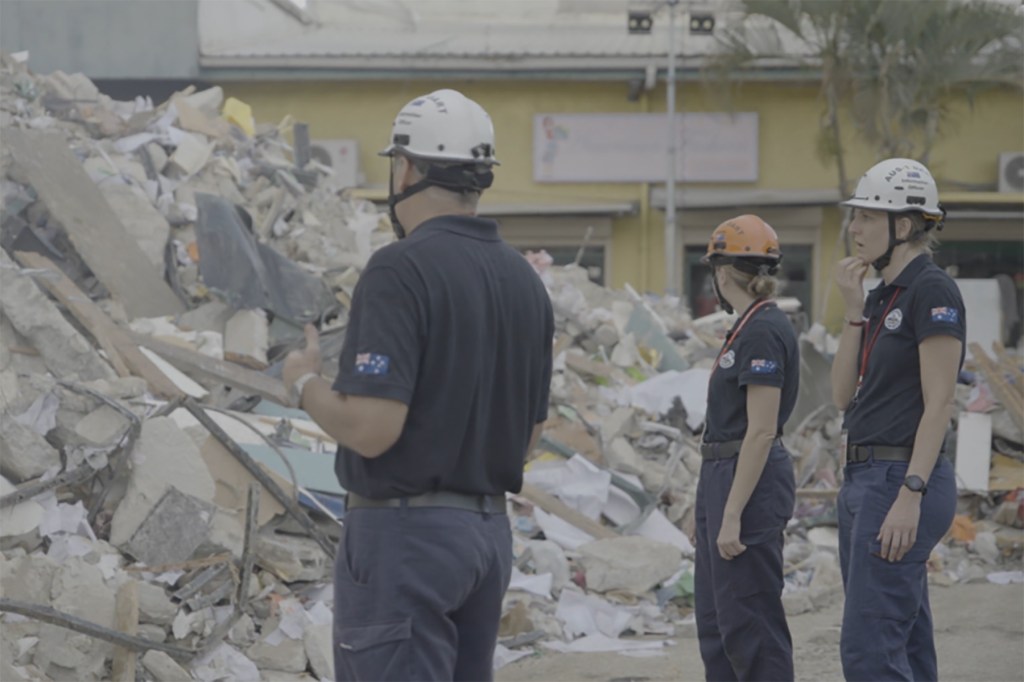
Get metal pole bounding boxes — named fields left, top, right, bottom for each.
left=665, top=0, right=679, bottom=295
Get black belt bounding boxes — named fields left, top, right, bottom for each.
left=700, top=438, right=782, bottom=460
left=346, top=491, right=506, bottom=514
left=846, top=444, right=913, bottom=464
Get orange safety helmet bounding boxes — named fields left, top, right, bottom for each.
left=702, top=214, right=782, bottom=274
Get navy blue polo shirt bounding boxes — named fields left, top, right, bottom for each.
left=331, top=215, right=554, bottom=498
left=843, top=254, right=966, bottom=446
left=704, top=303, right=799, bottom=443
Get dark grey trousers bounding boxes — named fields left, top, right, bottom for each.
left=333, top=505, right=513, bottom=682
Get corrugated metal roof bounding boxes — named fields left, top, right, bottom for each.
left=199, top=0, right=812, bottom=64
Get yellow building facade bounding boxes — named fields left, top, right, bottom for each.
left=222, top=77, right=1023, bottom=331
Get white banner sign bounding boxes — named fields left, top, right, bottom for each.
left=534, top=112, right=758, bottom=183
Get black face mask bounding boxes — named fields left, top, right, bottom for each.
left=386, top=157, right=495, bottom=240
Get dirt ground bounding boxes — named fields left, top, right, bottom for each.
left=497, top=581, right=1024, bottom=682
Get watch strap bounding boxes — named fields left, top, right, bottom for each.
left=291, top=372, right=320, bottom=409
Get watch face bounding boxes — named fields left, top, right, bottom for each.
left=904, top=475, right=925, bottom=491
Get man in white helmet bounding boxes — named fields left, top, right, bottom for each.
left=282, top=89, right=554, bottom=681
left=831, top=158, right=963, bottom=681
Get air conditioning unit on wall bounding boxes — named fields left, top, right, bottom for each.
left=998, top=152, right=1024, bottom=193
left=309, top=139, right=362, bottom=189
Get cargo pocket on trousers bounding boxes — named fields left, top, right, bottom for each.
left=337, top=617, right=412, bottom=682
left=861, top=539, right=928, bottom=622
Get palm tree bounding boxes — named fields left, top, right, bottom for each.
left=708, top=0, right=1023, bottom=318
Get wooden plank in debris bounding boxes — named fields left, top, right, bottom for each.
left=133, top=333, right=289, bottom=405
left=13, top=251, right=185, bottom=399
left=519, top=482, right=618, bottom=540
left=5, top=130, right=184, bottom=318
left=111, top=580, right=139, bottom=682
left=564, top=353, right=615, bottom=381
left=970, top=342, right=1024, bottom=434
left=14, top=251, right=130, bottom=378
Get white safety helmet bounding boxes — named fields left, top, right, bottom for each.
left=841, top=158, right=943, bottom=219
left=379, top=89, right=499, bottom=166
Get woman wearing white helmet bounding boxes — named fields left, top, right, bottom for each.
left=831, top=158, right=963, bottom=680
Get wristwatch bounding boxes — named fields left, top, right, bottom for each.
left=290, top=372, right=319, bottom=409
left=903, top=474, right=928, bottom=495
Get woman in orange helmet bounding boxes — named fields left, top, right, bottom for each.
left=694, top=215, right=798, bottom=682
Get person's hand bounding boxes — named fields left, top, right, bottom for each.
left=683, top=508, right=697, bottom=548
left=717, top=513, right=747, bottom=560
left=282, top=324, right=322, bottom=392
left=835, top=256, right=869, bottom=319
left=877, top=490, right=922, bottom=562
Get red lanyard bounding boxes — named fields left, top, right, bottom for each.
left=712, top=299, right=775, bottom=374
left=857, top=290, right=902, bottom=392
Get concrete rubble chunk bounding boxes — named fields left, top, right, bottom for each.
left=142, top=649, right=193, bottom=681
left=126, top=487, right=216, bottom=566
left=110, top=417, right=216, bottom=549
left=605, top=437, right=645, bottom=477
left=246, top=634, right=309, bottom=674
left=0, top=553, right=59, bottom=604
left=0, top=413, right=61, bottom=482
left=0, top=475, right=44, bottom=540
left=224, top=309, right=270, bottom=370
left=137, top=624, right=169, bottom=643
left=578, top=536, right=682, bottom=595
left=304, top=622, right=334, bottom=681
left=177, top=300, right=234, bottom=335
left=0, top=250, right=116, bottom=382
left=34, top=558, right=115, bottom=680
left=524, top=539, right=571, bottom=592
left=98, top=182, right=172, bottom=269
left=254, top=532, right=329, bottom=583
left=137, top=581, right=178, bottom=626
left=168, top=134, right=213, bottom=177
left=74, top=404, right=130, bottom=447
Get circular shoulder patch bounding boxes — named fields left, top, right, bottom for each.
left=884, top=308, right=903, bottom=331
left=719, top=349, right=736, bottom=369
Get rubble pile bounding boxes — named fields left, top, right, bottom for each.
left=1, top=53, right=1022, bottom=679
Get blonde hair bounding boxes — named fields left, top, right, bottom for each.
left=725, top=265, right=779, bottom=299
left=903, top=213, right=940, bottom=253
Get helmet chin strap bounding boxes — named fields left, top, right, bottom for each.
left=711, top=266, right=734, bottom=315
left=871, top=213, right=908, bottom=272
left=387, top=161, right=495, bottom=240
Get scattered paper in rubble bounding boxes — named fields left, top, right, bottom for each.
left=986, top=571, right=1024, bottom=585
left=555, top=588, right=635, bottom=640
left=533, top=508, right=596, bottom=550
left=509, top=566, right=554, bottom=599
left=627, top=369, right=710, bottom=430
left=493, top=644, right=534, bottom=670
left=543, top=634, right=672, bottom=654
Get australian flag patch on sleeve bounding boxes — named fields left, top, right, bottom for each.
left=750, top=359, right=779, bottom=374
left=930, top=306, right=959, bottom=324
left=355, top=352, right=390, bottom=376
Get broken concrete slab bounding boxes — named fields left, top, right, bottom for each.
left=304, top=622, right=334, bottom=680
left=98, top=182, right=171, bottom=269
left=246, top=634, right=308, bottom=674
left=224, top=309, right=269, bottom=370
left=0, top=552, right=59, bottom=605
left=74, top=404, right=130, bottom=447
left=5, top=130, right=184, bottom=317
left=605, top=437, right=645, bottom=477
left=136, top=581, right=178, bottom=626
left=141, top=649, right=192, bottom=681
left=578, top=536, right=682, bottom=595
left=254, top=532, right=329, bottom=583
left=177, top=300, right=234, bottom=336
left=110, top=417, right=216, bottom=549
left=0, top=413, right=61, bottom=482
left=126, top=487, right=216, bottom=567
left=34, top=557, right=116, bottom=680
left=0, top=250, right=116, bottom=382
left=168, top=134, right=213, bottom=178
left=199, top=435, right=286, bottom=527
left=0, top=475, right=44, bottom=539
